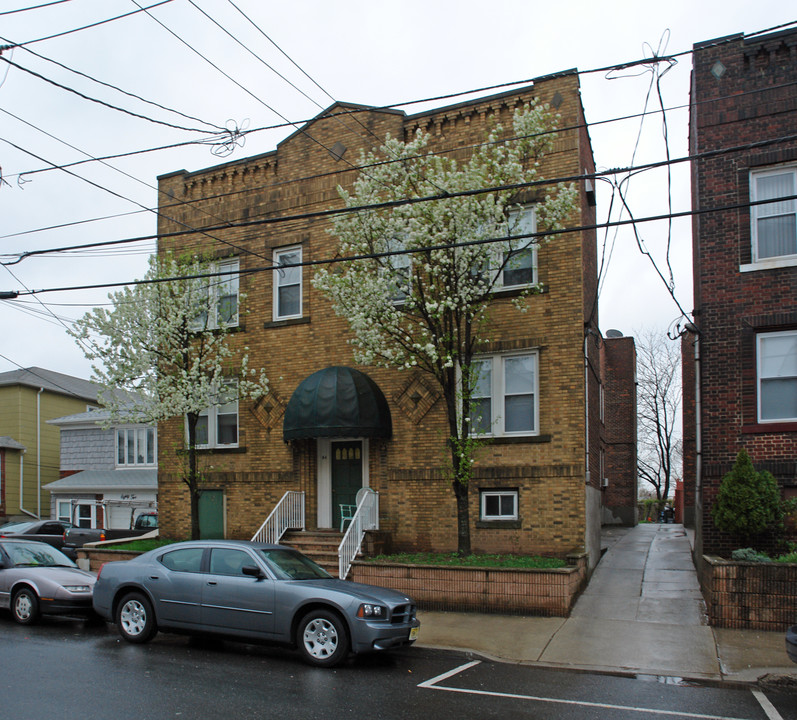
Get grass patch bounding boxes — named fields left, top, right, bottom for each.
left=107, top=537, right=177, bottom=552
left=364, top=552, right=566, bottom=569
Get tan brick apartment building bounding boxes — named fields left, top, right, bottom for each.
left=155, top=71, right=636, bottom=569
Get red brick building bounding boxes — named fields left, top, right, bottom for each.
left=688, top=29, right=797, bottom=558
left=155, top=72, right=637, bottom=570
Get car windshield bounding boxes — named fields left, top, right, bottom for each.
left=1, top=541, right=76, bottom=568
left=0, top=521, right=34, bottom=534
left=257, top=548, right=332, bottom=580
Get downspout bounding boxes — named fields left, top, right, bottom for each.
left=37, top=387, right=42, bottom=517
left=687, top=324, right=702, bottom=551
left=583, top=330, right=593, bottom=486
left=19, top=446, right=36, bottom=519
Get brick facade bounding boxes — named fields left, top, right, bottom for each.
left=689, top=30, right=797, bottom=558
left=156, top=73, right=633, bottom=568
left=600, top=334, right=638, bottom=525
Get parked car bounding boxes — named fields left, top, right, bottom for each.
left=0, top=519, right=72, bottom=551
left=62, top=511, right=158, bottom=559
left=93, top=539, right=420, bottom=667
left=0, top=539, right=96, bottom=624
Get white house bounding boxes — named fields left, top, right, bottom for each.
left=44, top=409, right=157, bottom=529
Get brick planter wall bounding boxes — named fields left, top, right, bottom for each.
left=77, top=548, right=142, bottom=573
left=350, top=552, right=588, bottom=616
left=701, top=555, right=797, bottom=631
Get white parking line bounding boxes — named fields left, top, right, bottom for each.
left=752, top=690, right=784, bottom=720
left=418, top=661, right=764, bottom=720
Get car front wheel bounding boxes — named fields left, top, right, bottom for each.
left=297, top=609, right=349, bottom=667
left=116, top=592, right=157, bottom=644
left=12, top=587, right=40, bottom=625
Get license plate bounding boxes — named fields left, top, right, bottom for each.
left=409, top=626, right=419, bottom=641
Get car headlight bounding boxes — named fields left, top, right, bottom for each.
left=63, top=585, right=91, bottom=593
left=357, top=603, right=386, bottom=619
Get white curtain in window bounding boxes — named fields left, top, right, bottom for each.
left=756, top=173, right=797, bottom=259
left=759, top=333, right=797, bottom=421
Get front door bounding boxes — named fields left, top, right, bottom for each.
left=198, top=490, right=224, bottom=539
left=331, top=441, right=362, bottom=530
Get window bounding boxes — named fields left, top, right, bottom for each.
left=382, top=235, right=410, bottom=303
left=751, top=167, right=797, bottom=261
left=757, top=330, right=797, bottom=422
left=75, top=503, right=96, bottom=528
left=191, top=258, right=240, bottom=330
left=480, top=490, right=518, bottom=520
left=273, top=246, right=302, bottom=319
left=57, top=501, right=72, bottom=524
left=195, top=381, right=239, bottom=448
left=116, top=427, right=156, bottom=467
left=469, top=352, right=538, bottom=436
left=209, top=548, right=253, bottom=576
left=160, top=547, right=204, bottom=573
left=500, top=207, right=537, bottom=288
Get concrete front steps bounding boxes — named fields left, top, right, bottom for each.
left=280, top=530, right=346, bottom=575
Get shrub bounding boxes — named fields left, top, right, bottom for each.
left=711, top=449, right=784, bottom=550
left=730, top=548, right=771, bottom=563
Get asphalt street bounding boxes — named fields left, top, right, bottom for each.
left=1, top=615, right=794, bottom=720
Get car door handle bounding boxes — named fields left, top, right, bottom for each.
left=149, top=575, right=160, bottom=580
left=207, top=581, right=217, bottom=586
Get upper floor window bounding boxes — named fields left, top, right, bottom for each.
left=757, top=330, right=797, bottom=423
left=117, top=426, right=156, bottom=467
left=470, top=351, right=539, bottom=436
left=382, top=235, right=410, bottom=303
left=751, top=167, right=797, bottom=262
left=273, top=246, right=302, bottom=320
left=500, top=206, right=537, bottom=288
left=191, top=258, right=239, bottom=330
left=195, top=380, right=239, bottom=448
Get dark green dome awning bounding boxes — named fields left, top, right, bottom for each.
left=283, top=366, right=392, bottom=441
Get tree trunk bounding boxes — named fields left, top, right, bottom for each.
left=186, top=412, right=201, bottom=540
left=453, top=478, right=471, bottom=556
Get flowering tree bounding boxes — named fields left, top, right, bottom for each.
left=314, top=103, right=576, bottom=555
left=71, top=254, right=268, bottom=539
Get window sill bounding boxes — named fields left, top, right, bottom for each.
left=264, top=316, right=310, bottom=329
left=478, top=434, right=551, bottom=445
left=193, top=446, right=247, bottom=454
left=740, top=256, right=797, bottom=272
left=476, top=519, right=522, bottom=529
left=742, top=423, right=797, bottom=433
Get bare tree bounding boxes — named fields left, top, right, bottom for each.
left=636, top=329, right=682, bottom=501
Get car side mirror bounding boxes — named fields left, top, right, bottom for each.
left=242, top=565, right=265, bottom=579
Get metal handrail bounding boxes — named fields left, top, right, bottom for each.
left=251, top=491, right=305, bottom=544
left=338, top=488, right=379, bottom=579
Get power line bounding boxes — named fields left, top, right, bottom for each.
left=11, top=39, right=224, bottom=132
left=0, top=0, right=174, bottom=50
left=0, top=54, right=221, bottom=135
left=0, top=1, right=73, bottom=16
left=6, top=73, right=794, bottom=240
left=5, top=128, right=796, bottom=267
left=8, top=191, right=796, bottom=300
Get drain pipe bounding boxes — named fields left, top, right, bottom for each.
left=686, top=324, right=702, bottom=552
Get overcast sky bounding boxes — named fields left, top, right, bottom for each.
left=1, top=0, right=794, bottom=380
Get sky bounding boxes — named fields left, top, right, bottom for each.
left=1, top=0, right=794, bottom=381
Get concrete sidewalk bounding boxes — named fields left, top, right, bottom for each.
left=416, top=524, right=796, bottom=685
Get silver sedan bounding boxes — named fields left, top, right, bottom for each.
left=92, top=539, right=420, bottom=667
left=0, top=539, right=96, bottom=624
